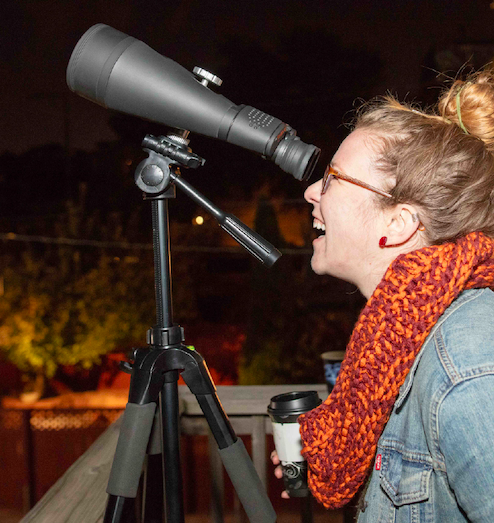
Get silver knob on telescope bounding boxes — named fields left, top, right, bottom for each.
left=193, top=67, right=223, bottom=88
left=166, top=132, right=190, bottom=147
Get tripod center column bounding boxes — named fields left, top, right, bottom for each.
left=152, top=198, right=173, bottom=328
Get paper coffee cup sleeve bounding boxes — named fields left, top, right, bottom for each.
left=272, top=423, right=304, bottom=462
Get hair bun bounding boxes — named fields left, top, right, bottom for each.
left=438, top=72, right=494, bottom=153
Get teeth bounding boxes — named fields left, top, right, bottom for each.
left=313, top=219, right=326, bottom=232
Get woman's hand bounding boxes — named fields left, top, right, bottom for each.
left=270, top=450, right=290, bottom=499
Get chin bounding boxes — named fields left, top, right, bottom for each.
left=310, top=257, right=327, bottom=276
left=311, top=256, right=351, bottom=282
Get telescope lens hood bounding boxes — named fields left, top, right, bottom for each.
left=67, top=24, right=136, bottom=105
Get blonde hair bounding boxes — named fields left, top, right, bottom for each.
left=353, top=69, right=494, bottom=244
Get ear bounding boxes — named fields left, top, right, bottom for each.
left=384, top=205, right=423, bottom=247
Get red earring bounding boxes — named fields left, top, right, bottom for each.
left=379, top=236, right=387, bottom=248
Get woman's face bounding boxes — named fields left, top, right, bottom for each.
left=304, top=129, right=386, bottom=287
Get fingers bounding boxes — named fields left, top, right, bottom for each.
left=271, top=451, right=291, bottom=498
left=274, top=466, right=290, bottom=497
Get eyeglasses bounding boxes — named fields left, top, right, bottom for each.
left=322, top=165, right=393, bottom=199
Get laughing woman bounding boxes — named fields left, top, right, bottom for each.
left=274, top=71, right=494, bottom=522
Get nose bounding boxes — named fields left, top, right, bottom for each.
left=304, top=179, right=322, bottom=205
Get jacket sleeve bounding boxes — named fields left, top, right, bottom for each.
left=439, top=374, right=494, bottom=522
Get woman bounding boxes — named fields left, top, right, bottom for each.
left=273, top=72, right=494, bottom=522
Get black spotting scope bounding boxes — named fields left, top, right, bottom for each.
left=67, top=24, right=320, bottom=181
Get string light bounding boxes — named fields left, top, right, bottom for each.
left=0, top=232, right=312, bottom=254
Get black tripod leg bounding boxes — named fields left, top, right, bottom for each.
left=124, top=344, right=277, bottom=522
left=142, top=454, right=163, bottom=523
left=168, top=345, right=276, bottom=522
left=104, top=496, right=137, bottom=523
left=160, top=371, right=184, bottom=523
left=142, top=409, right=164, bottom=523
left=139, top=371, right=184, bottom=523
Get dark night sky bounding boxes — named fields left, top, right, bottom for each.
left=1, top=0, right=494, bottom=156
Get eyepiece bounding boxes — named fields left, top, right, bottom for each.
left=273, top=136, right=320, bottom=181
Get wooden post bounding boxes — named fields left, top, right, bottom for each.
left=22, top=409, right=36, bottom=510
left=251, top=416, right=267, bottom=489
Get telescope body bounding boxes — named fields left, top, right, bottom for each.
left=67, top=24, right=319, bottom=180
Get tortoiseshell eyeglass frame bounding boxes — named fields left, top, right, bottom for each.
left=322, top=165, right=393, bottom=199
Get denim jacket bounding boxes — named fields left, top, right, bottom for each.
left=358, top=288, right=494, bottom=523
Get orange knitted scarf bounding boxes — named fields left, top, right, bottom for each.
left=298, top=232, right=494, bottom=509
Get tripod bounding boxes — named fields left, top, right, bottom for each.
left=103, top=133, right=281, bottom=523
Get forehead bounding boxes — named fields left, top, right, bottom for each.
left=332, top=130, right=380, bottom=182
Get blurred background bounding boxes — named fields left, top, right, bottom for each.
left=1, top=0, right=493, bottom=519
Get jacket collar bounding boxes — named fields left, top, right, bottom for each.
left=395, top=289, right=483, bottom=409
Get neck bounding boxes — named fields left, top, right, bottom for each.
left=357, top=237, right=428, bottom=299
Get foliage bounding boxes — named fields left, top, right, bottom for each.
left=0, top=174, right=160, bottom=394
left=0, top=247, right=156, bottom=392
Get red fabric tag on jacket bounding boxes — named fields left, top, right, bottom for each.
left=375, top=454, right=382, bottom=471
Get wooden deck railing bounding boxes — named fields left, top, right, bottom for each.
left=20, top=384, right=329, bottom=523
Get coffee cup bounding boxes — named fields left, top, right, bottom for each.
left=321, top=350, right=345, bottom=393
left=267, top=391, right=321, bottom=497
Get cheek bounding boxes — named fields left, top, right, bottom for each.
left=329, top=198, right=377, bottom=253
left=325, top=196, right=360, bottom=232
left=352, top=207, right=380, bottom=252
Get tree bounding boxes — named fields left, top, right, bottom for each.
left=0, top=238, right=157, bottom=399
left=0, top=166, right=161, bottom=398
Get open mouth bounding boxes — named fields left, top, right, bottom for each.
left=313, top=218, right=326, bottom=236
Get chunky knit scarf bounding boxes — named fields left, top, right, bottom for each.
left=299, top=231, right=494, bottom=509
